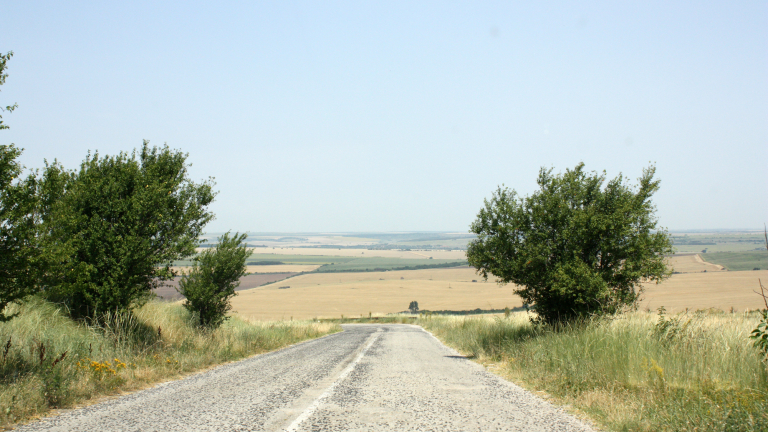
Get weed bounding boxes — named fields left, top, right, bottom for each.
left=420, top=311, right=768, bottom=431
left=0, top=298, right=340, bottom=428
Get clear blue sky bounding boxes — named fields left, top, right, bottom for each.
left=3, top=1, right=766, bottom=233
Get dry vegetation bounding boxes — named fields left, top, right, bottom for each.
left=420, top=311, right=767, bottom=431
left=0, top=299, right=339, bottom=428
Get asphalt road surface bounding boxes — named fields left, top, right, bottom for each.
left=18, top=325, right=595, bottom=431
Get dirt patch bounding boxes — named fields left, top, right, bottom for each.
left=153, top=272, right=297, bottom=301
left=666, top=254, right=726, bottom=273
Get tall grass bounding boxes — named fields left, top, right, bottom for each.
left=419, top=311, right=768, bottom=431
left=0, top=298, right=339, bottom=428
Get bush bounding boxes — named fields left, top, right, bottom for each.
left=179, top=232, right=252, bottom=328
left=38, top=142, right=215, bottom=320
left=467, top=163, right=673, bottom=324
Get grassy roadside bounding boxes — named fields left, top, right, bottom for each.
left=418, top=311, right=768, bottom=431
left=0, top=298, right=340, bottom=428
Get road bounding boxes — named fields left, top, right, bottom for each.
left=18, top=325, right=595, bottom=432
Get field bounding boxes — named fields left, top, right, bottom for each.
left=231, top=254, right=768, bottom=320
left=244, top=248, right=468, bottom=260
left=154, top=272, right=297, bottom=301
left=178, top=249, right=468, bottom=275
left=231, top=267, right=514, bottom=320
left=671, top=231, right=766, bottom=253
left=700, top=251, right=768, bottom=271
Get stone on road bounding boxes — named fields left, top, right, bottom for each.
left=17, top=325, right=595, bottom=432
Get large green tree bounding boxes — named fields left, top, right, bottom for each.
left=467, top=163, right=673, bottom=324
left=178, top=232, right=251, bottom=328
left=0, top=145, right=39, bottom=321
left=0, top=51, right=38, bottom=321
left=41, top=142, right=216, bottom=319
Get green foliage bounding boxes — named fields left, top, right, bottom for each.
left=408, top=300, right=419, bottom=313
left=749, top=231, right=768, bottom=361
left=467, top=163, right=673, bottom=324
left=751, top=310, right=768, bottom=360
left=0, top=145, right=40, bottom=321
left=0, top=52, right=34, bottom=321
left=179, top=232, right=252, bottom=328
left=39, top=142, right=216, bottom=320
left=0, top=51, right=17, bottom=131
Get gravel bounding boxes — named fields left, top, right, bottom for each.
left=16, top=325, right=596, bottom=432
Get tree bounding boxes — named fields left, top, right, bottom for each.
left=0, top=51, right=17, bottom=131
left=178, top=232, right=252, bottom=328
left=40, top=142, right=216, bottom=319
left=408, top=301, right=419, bottom=313
left=467, top=163, right=673, bottom=325
left=0, top=53, right=38, bottom=321
left=0, top=145, right=39, bottom=321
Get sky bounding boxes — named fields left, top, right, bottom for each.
left=2, top=1, right=766, bottom=233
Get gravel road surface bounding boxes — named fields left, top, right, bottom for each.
left=17, top=325, right=595, bottom=431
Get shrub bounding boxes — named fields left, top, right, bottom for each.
left=179, top=232, right=252, bottom=328
left=38, top=142, right=215, bottom=320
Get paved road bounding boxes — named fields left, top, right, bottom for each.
left=18, top=325, right=595, bottom=432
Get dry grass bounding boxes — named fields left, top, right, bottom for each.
left=0, top=299, right=339, bottom=428
left=420, top=311, right=768, bottom=431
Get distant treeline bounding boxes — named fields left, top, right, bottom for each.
left=402, top=306, right=528, bottom=315
left=314, top=261, right=468, bottom=273
left=294, top=244, right=465, bottom=251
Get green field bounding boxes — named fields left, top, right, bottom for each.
left=245, top=254, right=356, bottom=266
left=699, top=251, right=768, bottom=271
left=175, top=254, right=467, bottom=273
left=314, top=257, right=468, bottom=272
left=671, top=231, right=766, bottom=253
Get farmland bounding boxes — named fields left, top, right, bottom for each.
left=177, top=249, right=468, bottom=274
left=230, top=254, right=768, bottom=320
left=670, top=231, right=766, bottom=253
left=699, top=251, right=768, bottom=271
left=231, top=267, right=514, bottom=320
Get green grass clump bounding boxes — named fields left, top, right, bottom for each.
left=419, top=311, right=768, bottom=431
left=0, top=298, right=339, bottom=428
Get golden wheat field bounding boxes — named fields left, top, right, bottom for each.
left=231, top=267, right=513, bottom=320
left=230, top=255, right=768, bottom=320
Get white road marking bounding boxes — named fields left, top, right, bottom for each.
left=283, top=330, right=381, bottom=432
